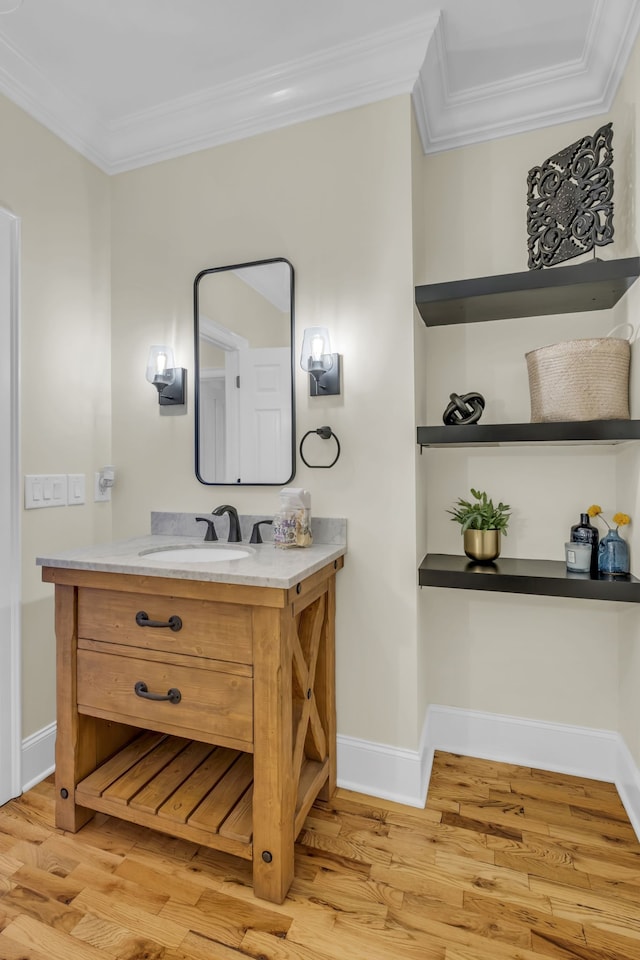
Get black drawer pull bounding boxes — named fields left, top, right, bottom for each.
left=135, top=610, right=182, bottom=631
left=134, top=681, right=181, bottom=704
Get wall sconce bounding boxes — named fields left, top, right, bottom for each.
left=300, top=327, right=341, bottom=397
left=145, top=345, right=186, bottom=406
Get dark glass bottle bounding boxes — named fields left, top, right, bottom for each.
left=570, top=513, right=599, bottom=576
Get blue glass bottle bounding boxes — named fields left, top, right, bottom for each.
left=597, top=529, right=630, bottom=577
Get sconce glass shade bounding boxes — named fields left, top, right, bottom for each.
left=145, top=344, right=186, bottom=406
left=300, top=327, right=334, bottom=377
left=146, top=345, right=176, bottom=387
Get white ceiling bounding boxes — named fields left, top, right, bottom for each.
left=0, top=0, right=638, bottom=174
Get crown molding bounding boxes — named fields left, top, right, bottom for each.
left=0, top=4, right=638, bottom=172
left=0, top=30, right=111, bottom=169
left=0, top=12, right=438, bottom=176
left=413, top=0, right=640, bottom=154
left=103, top=13, right=439, bottom=174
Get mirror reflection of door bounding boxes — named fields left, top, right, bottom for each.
left=194, top=259, right=295, bottom=485
left=198, top=371, right=226, bottom=482
left=237, top=346, right=292, bottom=482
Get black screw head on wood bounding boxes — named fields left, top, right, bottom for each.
left=60, top=788, right=69, bottom=799
left=261, top=850, right=273, bottom=863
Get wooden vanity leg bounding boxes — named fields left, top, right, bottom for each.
left=54, top=584, right=96, bottom=832
left=316, top=575, right=337, bottom=802
left=251, top=605, right=294, bottom=904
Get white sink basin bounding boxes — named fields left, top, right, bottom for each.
left=140, top=545, right=252, bottom=563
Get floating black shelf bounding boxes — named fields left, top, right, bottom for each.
left=419, top=554, right=640, bottom=603
left=415, top=256, right=640, bottom=327
left=417, top=419, right=640, bottom=449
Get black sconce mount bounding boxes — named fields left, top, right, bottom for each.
left=309, top=354, right=341, bottom=397
left=153, top=368, right=186, bottom=406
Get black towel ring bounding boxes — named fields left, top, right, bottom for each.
left=299, top=426, right=341, bottom=469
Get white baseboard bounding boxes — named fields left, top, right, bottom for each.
left=22, top=711, right=640, bottom=841
left=339, top=705, right=640, bottom=841
left=21, top=721, right=55, bottom=793
left=424, top=705, right=621, bottom=783
left=337, top=722, right=431, bottom=808
left=424, top=705, right=640, bottom=841
left=615, top=735, right=640, bottom=840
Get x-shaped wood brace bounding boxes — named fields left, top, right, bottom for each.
left=291, top=594, right=327, bottom=786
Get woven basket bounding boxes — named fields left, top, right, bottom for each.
left=525, top=332, right=631, bottom=423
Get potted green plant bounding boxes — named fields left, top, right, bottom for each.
left=447, top=488, right=511, bottom=561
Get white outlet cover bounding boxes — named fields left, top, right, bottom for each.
left=94, top=472, right=111, bottom=502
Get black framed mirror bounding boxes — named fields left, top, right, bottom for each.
left=194, top=258, right=295, bottom=485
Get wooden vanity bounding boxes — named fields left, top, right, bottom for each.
left=41, top=553, right=343, bottom=903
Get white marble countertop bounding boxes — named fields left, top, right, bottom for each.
left=36, top=534, right=346, bottom=589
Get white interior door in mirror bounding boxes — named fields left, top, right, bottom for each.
left=195, top=258, right=295, bottom=485
left=198, top=371, right=226, bottom=482
left=238, top=347, right=292, bottom=483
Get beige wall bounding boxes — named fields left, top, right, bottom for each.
left=611, top=36, right=640, bottom=766
left=411, top=108, right=431, bottom=731
left=110, top=97, right=422, bottom=748
left=416, top=34, right=640, bottom=759
left=0, top=95, right=112, bottom=736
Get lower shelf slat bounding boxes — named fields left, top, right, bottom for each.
left=219, top=784, right=253, bottom=843
left=130, top=740, right=214, bottom=815
left=187, top=752, right=253, bottom=833
left=79, top=730, right=166, bottom=798
left=295, top=759, right=328, bottom=838
left=76, top=783, right=253, bottom=859
left=75, top=733, right=330, bottom=859
left=75, top=733, right=253, bottom=859
left=157, top=745, right=240, bottom=824
left=103, top=736, right=192, bottom=806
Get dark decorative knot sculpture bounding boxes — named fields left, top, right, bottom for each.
left=442, top=391, right=485, bottom=426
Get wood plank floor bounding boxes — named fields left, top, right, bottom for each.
left=0, top=751, right=638, bottom=959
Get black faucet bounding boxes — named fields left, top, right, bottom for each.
left=212, top=504, right=242, bottom=542
left=250, top=519, right=273, bottom=544
left=195, top=517, right=218, bottom=541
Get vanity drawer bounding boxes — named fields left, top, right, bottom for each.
left=77, top=588, right=253, bottom=665
left=77, top=649, right=253, bottom=747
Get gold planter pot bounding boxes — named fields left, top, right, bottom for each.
left=463, top=529, right=501, bottom=562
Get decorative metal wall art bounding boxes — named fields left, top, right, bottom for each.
left=442, top=391, right=485, bottom=426
left=526, top=122, right=614, bottom=269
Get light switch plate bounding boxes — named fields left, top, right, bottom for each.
left=67, top=473, right=85, bottom=505
left=24, top=474, right=67, bottom=509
